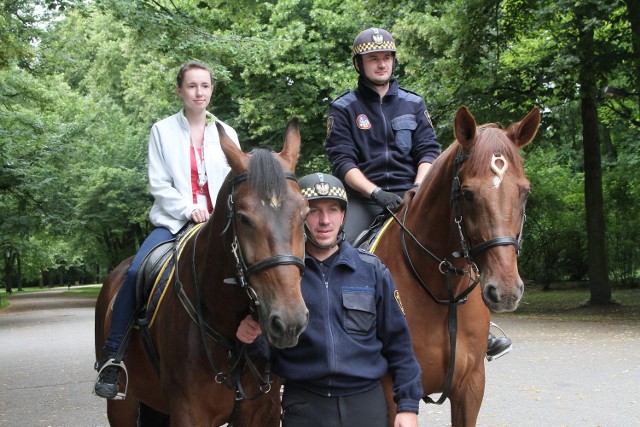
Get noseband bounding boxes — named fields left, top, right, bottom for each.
left=222, top=172, right=306, bottom=314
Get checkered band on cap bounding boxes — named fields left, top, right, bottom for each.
left=298, top=173, right=348, bottom=206
left=352, top=28, right=396, bottom=56
left=300, top=184, right=347, bottom=201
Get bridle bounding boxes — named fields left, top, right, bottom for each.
left=390, top=148, right=526, bottom=301
left=450, top=149, right=526, bottom=263
left=386, top=146, right=526, bottom=405
left=174, top=170, right=305, bottom=406
left=222, top=171, right=306, bottom=316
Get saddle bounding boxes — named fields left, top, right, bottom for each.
left=114, top=223, right=204, bottom=378
left=134, top=223, right=201, bottom=324
left=353, top=188, right=416, bottom=252
left=134, top=239, right=175, bottom=313
left=353, top=213, right=394, bottom=252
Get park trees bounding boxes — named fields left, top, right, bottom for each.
left=1, top=0, right=638, bottom=302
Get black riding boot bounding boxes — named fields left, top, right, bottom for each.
left=94, top=357, right=126, bottom=399
left=486, top=322, right=513, bottom=361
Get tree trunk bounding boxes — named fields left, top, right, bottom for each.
left=577, top=4, right=612, bottom=305
left=4, top=250, right=13, bottom=294
left=624, top=0, right=640, bottom=98
left=17, top=252, right=22, bottom=291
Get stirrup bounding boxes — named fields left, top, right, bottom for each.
left=486, top=322, right=513, bottom=362
left=95, top=358, right=129, bottom=400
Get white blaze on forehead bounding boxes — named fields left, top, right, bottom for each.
left=270, top=195, right=282, bottom=209
left=491, top=154, right=508, bottom=188
left=260, top=194, right=282, bottom=209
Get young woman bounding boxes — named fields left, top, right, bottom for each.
left=94, top=60, right=240, bottom=399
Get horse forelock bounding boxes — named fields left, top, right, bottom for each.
left=247, top=149, right=287, bottom=207
left=464, top=125, right=524, bottom=178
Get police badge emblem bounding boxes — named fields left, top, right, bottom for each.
left=372, top=33, right=383, bottom=44
left=314, top=182, right=330, bottom=196
left=326, top=116, right=334, bottom=138
left=394, top=290, right=406, bottom=315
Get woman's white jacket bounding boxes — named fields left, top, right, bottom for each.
left=148, top=109, right=240, bottom=234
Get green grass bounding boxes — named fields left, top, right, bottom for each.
left=63, top=285, right=103, bottom=298
left=500, top=284, right=640, bottom=322
left=0, top=284, right=103, bottom=310
left=2, top=283, right=639, bottom=322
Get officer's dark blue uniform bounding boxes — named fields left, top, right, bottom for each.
left=325, top=28, right=441, bottom=244
left=244, top=172, right=423, bottom=427
left=327, top=78, right=440, bottom=195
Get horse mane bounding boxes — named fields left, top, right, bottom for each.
left=246, top=148, right=287, bottom=202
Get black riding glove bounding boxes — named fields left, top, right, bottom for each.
left=370, top=187, right=403, bottom=210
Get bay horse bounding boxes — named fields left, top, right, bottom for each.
left=373, top=106, right=541, bottom=426
left=95, top=119, right=309, bottom=426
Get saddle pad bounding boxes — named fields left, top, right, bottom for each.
left=143, top=223, right=204, bottom=329
left=364, top=216, right=394, bottom=254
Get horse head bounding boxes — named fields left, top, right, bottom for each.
left=217, top=119, right=309, bottom=348
left=452, top=106, right=540, bottom=312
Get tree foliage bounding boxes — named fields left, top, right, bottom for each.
left=1, top=0, right=638, bottom=301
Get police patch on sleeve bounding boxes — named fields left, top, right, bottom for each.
left=326, top=116, right=334, bottom=139
left=424, top=110, right=434, bottom=129
left=394, top=290, right=406, bottom=315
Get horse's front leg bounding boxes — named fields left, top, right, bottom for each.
left=106, top=398, right=141, bottom=427
left=449, top=363, right=485, bottom=427
left=165, top=382, right=235, bottom=427
left=232, top=380, right=283, bottom=427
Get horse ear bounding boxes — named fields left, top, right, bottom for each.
left=278, top=118, right=301, bottom=172
left=454, top=106, right=477, bottom=150
left=216, top=122, right=249, bottom=172
left=506, top=106, right=541, bottom=148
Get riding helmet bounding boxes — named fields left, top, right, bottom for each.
left=298, top=173, right=348, bottom=210
left=352, top=28, right=396, bottom=57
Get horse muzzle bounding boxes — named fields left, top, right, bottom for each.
left=262, top=306, right=309, bottom=349
left=481, top=276, right=524, bottom=312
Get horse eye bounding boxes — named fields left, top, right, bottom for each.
left=462, top=190, right=474, bottom=202
left=237, top=213, right=251, bottom=227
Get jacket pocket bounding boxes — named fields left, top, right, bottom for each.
left=391, top=114, right=417, bottom=153
left=342, top=288, right=376, bottom=335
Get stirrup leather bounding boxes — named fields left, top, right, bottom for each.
left=486, top=322, right=513, bottom=362
left=95, top=358, right=129, bottom=400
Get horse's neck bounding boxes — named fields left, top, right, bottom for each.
left=193, top=219, right=247, bottom=330
left=403, top=174, right=473, bottom=293
left=409, top=174, right=456, bottom=247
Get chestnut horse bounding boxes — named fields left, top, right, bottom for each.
left=374, top=106, right=541, bottom=426
left=95, top=119, right=309, bottom=426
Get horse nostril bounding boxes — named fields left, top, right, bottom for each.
left=484, top=284, right=500, bottom=304
left=269, top=315, right=287, bottom=338
left=268, top=310, right=308, bottom=340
